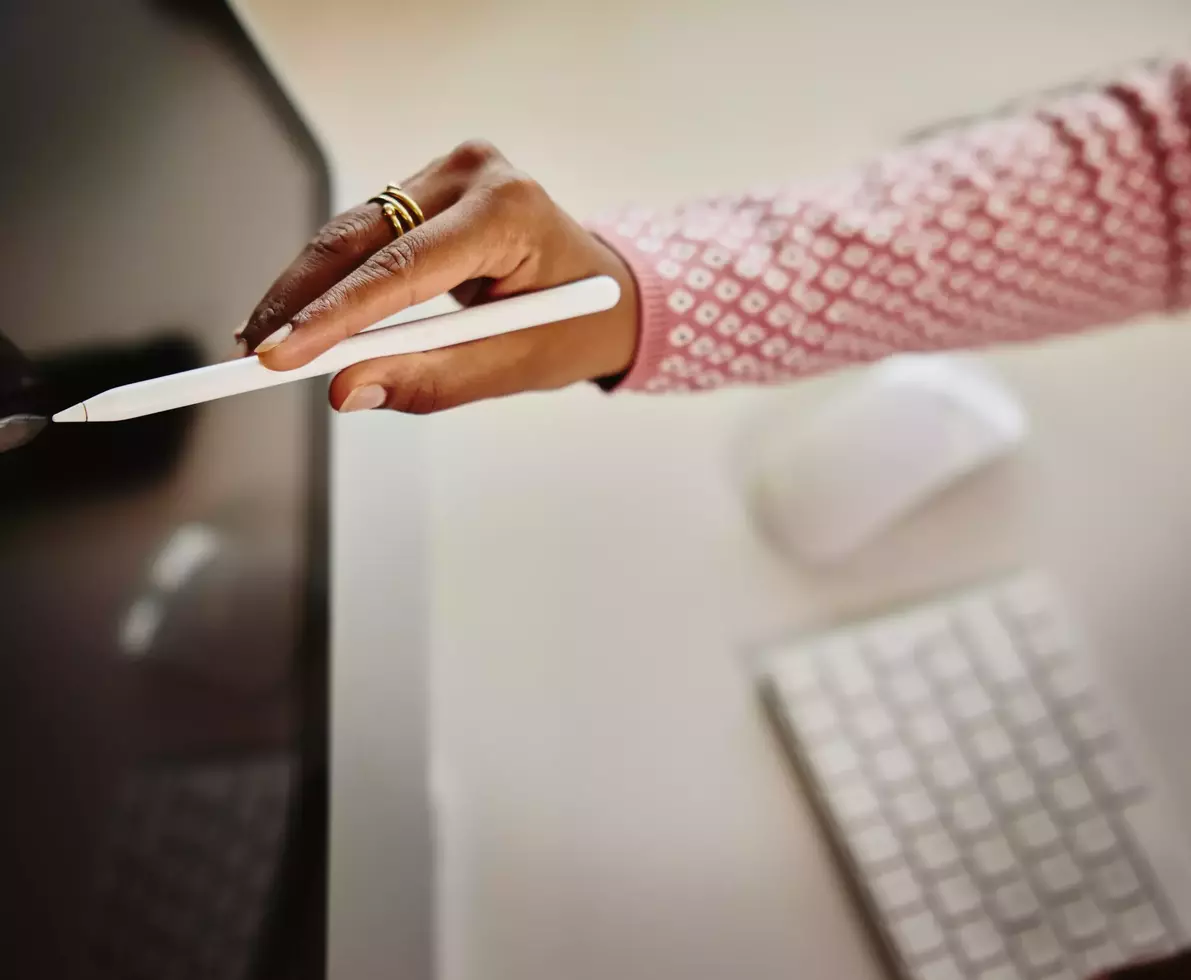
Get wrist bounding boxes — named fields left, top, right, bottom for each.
left=589, top=238, right=641, bottom=384
left=586, top=224, right=675, bottom=392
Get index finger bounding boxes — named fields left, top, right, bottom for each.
left=240, top=203, right=391, bottom=352
left=241, top=169, right=464, bottom=352
left=257, top=194, right=520, bottom=370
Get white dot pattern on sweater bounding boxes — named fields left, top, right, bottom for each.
left=592, top=61, right=1191, bottom=393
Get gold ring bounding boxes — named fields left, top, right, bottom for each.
left=378, top=204, right=404, bottom=238
left=369, top=183, right=425, bottom=240
left=376, top=193, right=416, bottom=234
left=384, top=185, right=426, bottom=226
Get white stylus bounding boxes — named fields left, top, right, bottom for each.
left=52, top=276, right=621, bottom=422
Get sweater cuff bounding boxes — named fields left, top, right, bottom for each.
left=589, top=228, right=674, bottom=392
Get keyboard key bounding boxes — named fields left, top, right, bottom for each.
left=1013, top=922, right=1063, bottom=971
left=889, top=671, right=932, bottom=707
left=949, top=683, right=994, bottom=722
left=815, top=740, right=860, bottom=778
left=855, top=824, right=900, bottom=867
left=853, top=703, right=896, bottom=742
left=1022, top=611, right=1074, bottom=663
left=891, top=786, right=937, bottom=829
left=1120, top=902, right=1168, bottom=951
left=1051, top=773, right=1094, bottom=816
left=874, top=745, right=916, bottom=785
left=1027, top=732, right=1073, bottom=773
left=914, top=829, right=961, bottom=875
left=792, top=698, right=837, bottom=739
left=1058, top=898, right=1108, bottom=944
left=1093, top=859, right=1142, bottom=905
left=1047, top=661, right=1091, bottom=702
left=1037, top=853, right=1082, bottom=897
left=928, top=748, right=973, bottom=791
left=907, top=710, right=951, bottom=749
left=823, top=643, right=874, bottom=699
left=871, top=617, right=934, bottom=667
left=976, top=965, right=1017, bottom=980
left=1011, top=810, right=1059, bottom=853
left=895, top=909, right=945, bottom=958
left=971, top=727, right=1015, bottom=767
left=1088, top=746, right=1143, bottom=801
left=1079, top=939, right=1124, bottom=976
left=957, top=918, right=1005, bottom=965
left=936, top=873, right=981, bottom=919
left=917, top=956, right=964, bottom=980
left=1004, top=690, right=1049, bottom=731
left=924, top=642, right=973, bottom=684
left=972, top=835, right=1016, bottom=882
left=962, top=603, right=1028, bottom=686
left=950, top=793, right=995, bottom=836
left=872, top=865, right=921, bottom=912
left=992, top=769, right=1035, bottom=809
left=1068, top=703, right=1113, bottom=746
left=831, top=781, right=880, bottom=825
left=991, top=878, right=1040, bottom=926
left=1070, top=814, right=1117, bottom=862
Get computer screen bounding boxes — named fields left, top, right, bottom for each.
left=0, top=1, right=330, bottom=977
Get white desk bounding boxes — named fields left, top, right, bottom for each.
left=239, top=3, right=1191, bottom=977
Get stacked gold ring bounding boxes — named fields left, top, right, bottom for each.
left=370, top=184, right=426, bottom=239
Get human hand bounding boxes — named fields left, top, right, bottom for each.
left=238, top=141, right=639, bottom=413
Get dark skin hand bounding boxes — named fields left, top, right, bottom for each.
left=238, top=140, right=640, bottom=413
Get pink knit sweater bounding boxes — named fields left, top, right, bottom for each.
left=591, top=60, right=1191, bottom=393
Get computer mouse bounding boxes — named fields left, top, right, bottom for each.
left=745, top=354, right=1028, bottom=566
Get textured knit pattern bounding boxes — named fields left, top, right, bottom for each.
left=591, top=60, right=1191, bottom=393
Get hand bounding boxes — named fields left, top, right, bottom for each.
left=238, top=140, right=639, bottom=413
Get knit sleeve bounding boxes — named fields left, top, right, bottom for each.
left=589, top=60, right=1191, bottom=393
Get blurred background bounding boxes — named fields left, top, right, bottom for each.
left=4, top=1, right=1191, bottom=979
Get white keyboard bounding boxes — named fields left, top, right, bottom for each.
left=760, top=572, right=1191, bottom=980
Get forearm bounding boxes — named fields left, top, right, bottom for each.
left=592, top=60, right=1191, bottom=393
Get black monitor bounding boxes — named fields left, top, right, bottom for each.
left=0, top=1, right=330, bottom=977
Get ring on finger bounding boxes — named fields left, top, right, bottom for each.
left=383, top=185, right=426, bottom=226
left=369, top=184, right=425, bottom=239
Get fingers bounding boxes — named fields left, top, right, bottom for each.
left=239, top=164, right=471, bottom=354
left=325, top=288, right=635, bottom=415
left=256, top=191, right=530, bottom=371
left=327, top=325, right=557, bottom=415
left=239, top=204, right=391, bottom=353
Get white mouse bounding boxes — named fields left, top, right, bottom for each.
left=745, top=354, right=1028, bottom=566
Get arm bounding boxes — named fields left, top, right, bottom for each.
left=590, top=58, right=1191, bottom=392
left=238, top=60, right=1191, bottom=414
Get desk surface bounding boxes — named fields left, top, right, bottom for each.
left=240, top=2, right=1191, bottom=978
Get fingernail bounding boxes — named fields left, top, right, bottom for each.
left=339, top=384, right=387, bottom=413
left=255, top=324, right=292, bottom=353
